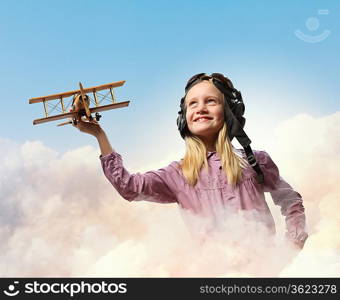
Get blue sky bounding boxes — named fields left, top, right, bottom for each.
left=0, top=0, right=339, bottom=165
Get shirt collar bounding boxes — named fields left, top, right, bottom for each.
left=207, top=151, right=220, bottom=161
left=207, top=148, right=244, bottom=161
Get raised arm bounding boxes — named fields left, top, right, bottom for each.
left=100, top=152, right=178, bottom=203
left=73, top=118, right=178, bottom=204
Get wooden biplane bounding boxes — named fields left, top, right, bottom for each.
left=29, top=80, right=130, bottom=126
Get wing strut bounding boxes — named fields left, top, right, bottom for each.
left=43, top=100, right=48, bottom=117
left=93, top=91, right=99, bottom=107
left=110, top=88, right=115, bottom=103
left=60, top=97, right=66, bottom=113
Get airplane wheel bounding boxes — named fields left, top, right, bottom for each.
left=73, top=118, right=77, bottom=126
left=95, top=113, right=102, bottom=121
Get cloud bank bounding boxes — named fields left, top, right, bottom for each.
left=0, top=111, right=339, bottom=277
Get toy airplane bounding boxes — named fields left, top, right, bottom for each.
left=29, top=80, right=130, bottom=126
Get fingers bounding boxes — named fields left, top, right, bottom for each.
left=73, top=118, right=85, bottom=129
left=87, top=118, right=97, bottom=123
left=71, top=116, right=101, bottom=136
left=285, top=231, right=308, bottom=250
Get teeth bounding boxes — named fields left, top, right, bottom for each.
left=196, top=117, right=210, bottom=122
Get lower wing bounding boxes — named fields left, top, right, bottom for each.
left=32, top=101, right=130, bottom=125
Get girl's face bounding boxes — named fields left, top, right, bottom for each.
left=185, top=81, right=224, bottom=140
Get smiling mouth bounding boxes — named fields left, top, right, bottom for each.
left=194, top=117, right=212, bottom=122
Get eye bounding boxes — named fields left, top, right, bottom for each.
left=207, top=98, right=216, bottom=104
left=188, top=100, right=197, bottom=106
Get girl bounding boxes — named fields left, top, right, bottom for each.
left=74, top=73, right=308, bottom=249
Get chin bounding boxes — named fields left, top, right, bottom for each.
left=191, top=129, right=218, bottom=138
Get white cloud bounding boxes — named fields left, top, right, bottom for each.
left=0, top=111, right=339, bottom=277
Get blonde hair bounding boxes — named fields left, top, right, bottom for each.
left=180, top=77, right=249, bottom=187
left=180, top=123, right=249, bottom=187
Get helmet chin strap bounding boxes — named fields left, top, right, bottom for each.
left=224, top=103, right=264, bottom=184
left=211, top=79, right=264, bottom=184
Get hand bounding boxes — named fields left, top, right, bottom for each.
left=286, top=231, right=308, bottom=250
left=72, top=115, right=103, bottom=138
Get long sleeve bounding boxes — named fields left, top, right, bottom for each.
left=100, top=151, right=178, bottom=204
left=256, top=151, right=308, bottom=243
left=270, top=176, right=307, bottom=240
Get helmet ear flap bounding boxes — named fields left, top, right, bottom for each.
left=177, top=97, right=188, bottom=139
left=231, top=99, right=245, bottom=118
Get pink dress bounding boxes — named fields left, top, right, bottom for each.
left=100, top=149, right=307, bottom=241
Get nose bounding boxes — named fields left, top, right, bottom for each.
left=195, top=101, right=208, bottom=114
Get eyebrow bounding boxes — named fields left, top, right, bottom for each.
left=186, top=95, right=221, bottom=103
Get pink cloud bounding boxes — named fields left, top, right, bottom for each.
left=0, top=111, right=339, bottom=277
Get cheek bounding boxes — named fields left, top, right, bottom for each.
left=185, top=109, right=193, bottom=123
left=214, top=107, right=225, bottom=122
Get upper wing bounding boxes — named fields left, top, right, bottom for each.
left=29, top=80, right=126, bottom=104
